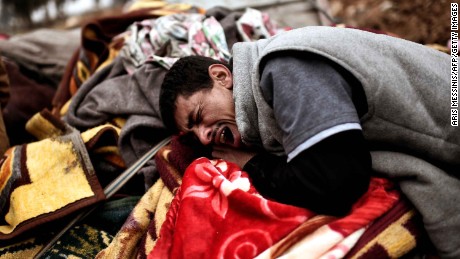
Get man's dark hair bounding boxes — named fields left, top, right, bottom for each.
left=160, top=56, right=231, bottom=133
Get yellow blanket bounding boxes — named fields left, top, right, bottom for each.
left=0, top=110, right=109, bottom=240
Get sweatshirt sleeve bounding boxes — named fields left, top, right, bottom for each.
left=243, top=130, right=371, bottom=216
left=259, top=51, right=364, bottom=161
left=247, top=51, right=371, bottom=216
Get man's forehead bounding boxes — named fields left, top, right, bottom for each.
left=176, top=94, right=196, bottom=112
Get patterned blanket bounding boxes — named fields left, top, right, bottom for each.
left=149, top=158, right=398, bottom=259
left=0, top=110, right=124, bottom=241
left=0, top=224, right=112, bottom=259
left=97, top=136, right=428, bottom=259
left=345, top=198, right=431, bottom=258
left=0, top=111, right=105, bottom=240
left=52, top=4, right=203, bottom=115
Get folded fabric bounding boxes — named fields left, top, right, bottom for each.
left=266, top=196, right=429, bottom=259
left=96, top=177, right=174, bottom=259
left=96, top=135, right=203, bottom=258
left=0, top=57, right=8, bottom=154
left=98, top=136, right=427, bottom=259
left=63, top=9, right=285, bottom=190
left=148, top=158, right=399, bottom=259
left=2, top=58, right=56, bottom=146
left=0, top=111, right=115, bottom=240
left=236, top=7, right=280, bottom=42
left=84, top=196, right=142, bottom=236
left=96, top=142, right=183, bottom=259
left=119, top=12, right=231, bottom=72
left=371, top=151, right=460, bottom=259
left=0, top=57, right=9, bottom=109
left=205, top=6, right=244, bottom=49
left=53, top=5, right=200, bottom=114
left=0, top=110, right=7, bottom=156
left=345, top=197, right=429, bottom=258
left=0, top=28, right=80, bottom=86
left=63, top=59, right=170, bottom=188
left=0, top=223, right=113, bottom=259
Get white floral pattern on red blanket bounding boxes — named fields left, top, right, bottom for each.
left=182, top=160, right=252, bottom=218
left=149, top=157, right=399, bottom=259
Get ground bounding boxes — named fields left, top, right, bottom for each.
left=327, top=0, right=451, bottom=45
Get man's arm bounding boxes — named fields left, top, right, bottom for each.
left=243, top=129, right=371, bottom=216
left=245, top=51, right=371, bottom=216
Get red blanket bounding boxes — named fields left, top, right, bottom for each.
left=149, top=157, right=399, bottom=259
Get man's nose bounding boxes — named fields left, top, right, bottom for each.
left=195, top=125, right=212, bottom=145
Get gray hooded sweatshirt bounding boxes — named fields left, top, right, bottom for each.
left=232, top=26, right=459, bottom=258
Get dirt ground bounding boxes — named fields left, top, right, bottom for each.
left=327, top=0, right=451, bottom=45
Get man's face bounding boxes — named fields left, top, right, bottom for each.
left=173, top=64, right=243, bottom=148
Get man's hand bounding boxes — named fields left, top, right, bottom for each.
left=212, top=145, right=257, bottom=168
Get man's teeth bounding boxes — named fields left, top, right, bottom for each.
left=220, top=130, right=225, bottom=143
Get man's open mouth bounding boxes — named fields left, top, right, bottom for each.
left=219, top=126, right=234, bottom=145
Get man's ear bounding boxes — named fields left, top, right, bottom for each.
left=209, top=64, right=233, bottom=89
